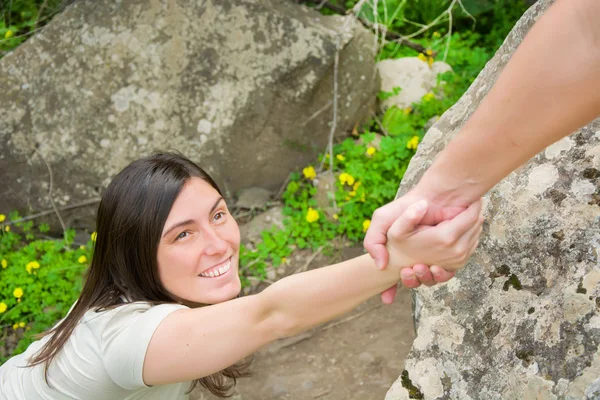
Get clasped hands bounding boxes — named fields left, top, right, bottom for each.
left=367, top=189, right=484, bottom=304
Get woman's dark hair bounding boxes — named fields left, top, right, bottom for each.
left=28, top=152, right=251, bottom=397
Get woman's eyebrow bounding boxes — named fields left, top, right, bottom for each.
left=162, top=219, right=195, bottom=238
left=209, top=197, right=224, bottom=215
left=162, top=197, right=224, bottom=238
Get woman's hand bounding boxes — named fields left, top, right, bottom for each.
left=385, top=199, right=484, bottom=274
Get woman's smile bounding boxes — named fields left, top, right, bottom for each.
left=199, top=257, right=232, bottom=278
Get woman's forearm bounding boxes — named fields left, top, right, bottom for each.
left=419, top=0, right=600, bottom=206
left=259, top=254, right=401, bottom=338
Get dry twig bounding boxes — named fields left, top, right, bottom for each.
left=33, top=149, right=67, bottom=236
left=292, top=246, right=324, bottom=274
left=321, top=302, right=384, bottom=331
left=5, top=198, right=100, bottom=226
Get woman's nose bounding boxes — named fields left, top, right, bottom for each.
left=202, top=227, right=228, bottom=255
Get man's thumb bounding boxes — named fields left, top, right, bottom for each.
left=388, top=200, right=428, bottom=239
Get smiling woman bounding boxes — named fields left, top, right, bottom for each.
left=157, top=179, right=242, bottom=307
left=0, top=152, right=483, bottom=399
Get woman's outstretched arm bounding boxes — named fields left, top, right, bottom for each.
left=142, top=200, right=482, bottom=385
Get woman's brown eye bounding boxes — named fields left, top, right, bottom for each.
left=214, top=212, right=226, bottom=221
left=176, top=231, right=189, bottom=240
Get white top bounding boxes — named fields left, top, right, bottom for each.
left=0, top=302, right=190, bottom=400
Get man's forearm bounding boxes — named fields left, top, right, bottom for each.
left=418, top=0, right=600, bottom=206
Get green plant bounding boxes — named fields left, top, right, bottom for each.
left=0, top=0, right=65, bottom=56
left=377, top=86, right=403, bottom=100
left=0, top=212, right=93, bottom=364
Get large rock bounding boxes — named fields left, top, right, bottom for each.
left=386, top=1, right=600, bottom=399
left=376, top=58, right=452, bottom=109
left=0, top=0, right=377, bottom=229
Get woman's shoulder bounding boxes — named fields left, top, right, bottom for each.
left=82, top=301, right=188, bottom=326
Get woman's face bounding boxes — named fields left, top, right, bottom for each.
left=157, top=178, right=241, bottom=306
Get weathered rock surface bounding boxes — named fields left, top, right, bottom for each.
left=0, top=0, right=377, bottom=229
left=386, top=0, right=600, bottom=399
left=235, top=187, right=273, bottom=210
left=239, top=206, right=285, bottom=245
left=376, top=58, right=452, bottom=109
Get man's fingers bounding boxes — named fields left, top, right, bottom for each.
left=436, top=199, right=482, bottom=244
left=369, top=244, right=390, bottom=271
left=388, top=200, right=429, bottom=240
left=380, top=285, right=398, bottom=304
left=413, top=263, right=436, bottom=286
left=364, top=207, right=395, bottom=270
left=400, top=267, right=422, bottom=289
left=430, top=265, right=455, bottom=283
left=452, top=216, right=484, bottom=264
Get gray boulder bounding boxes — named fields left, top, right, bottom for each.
left=0, top=0, right=377, bottom=229
left=386, top=0, right=600, bottom=399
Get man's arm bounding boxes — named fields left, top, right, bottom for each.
left=419, top=0, right=600, bottom=208
left=368, top=0, right=600, bottom=298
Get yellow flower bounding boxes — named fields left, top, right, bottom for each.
left=26, top=261, right=40, bottom=274
left=281, top=257, right=288, bottom=264
left=349, top=191, right=356, bottom=197
left=305, top=208, right=319, bottom=223
left=433, top=31, right=441, bottom=38
left=0, top=302, right=7, bottom=313
left=91, top=232, right=97, bottom=242
left=302, top=166, right=317, bottom=180
left=418, top=53, right=427, bottom=62
left=423, top=92, right=435, bottom=102
left=0, top=214, right=5, bottom=222
left=78, top=255, right=88, bottom=264
left=428, top=57, right=434, bottom=66
left=425, top=49, right=433, bottom=56
left=19, top=322, right=25, bottom=328
left=13, top=288, right=23, bottom=299
left=339, top=172, right=355, bottom=186
left=333, top=214, right=339, bottom=220
left=1, top=259, right=7, bottom=268
left=336, top=154, right=345, bottom=162
left=363, top=219, right=371, bottom=233
left=353, top=181, right=361, bottom=191
left=4, top=30, right=13, bottom=39
left=366, top=147, right=376, bottom=156
left=403, top=106, right=412, bottom=115
left=5, top=225, right=10, bottom=232
left=13, top=323, right=19, bottom=330
left=407, top=136, right=420, bottom=150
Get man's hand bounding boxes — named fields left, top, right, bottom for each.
left=385, top=199, right=483, bottom=269
left=365, top=189, right=477, bottom=304
left=380, top=199, right=482, bottom=305
left=366, top=190, right=469, bottom=270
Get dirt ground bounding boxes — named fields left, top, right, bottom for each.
left=192, top=246, right=416, bottom=400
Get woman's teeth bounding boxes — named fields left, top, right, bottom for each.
left=200, top=259, right=231, bottom=278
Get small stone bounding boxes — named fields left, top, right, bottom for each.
left=236, top=187, right=272, bottom=209
left=302, top=380, right=314, bottom=390
left=358, top=351, right=376, bottom=365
